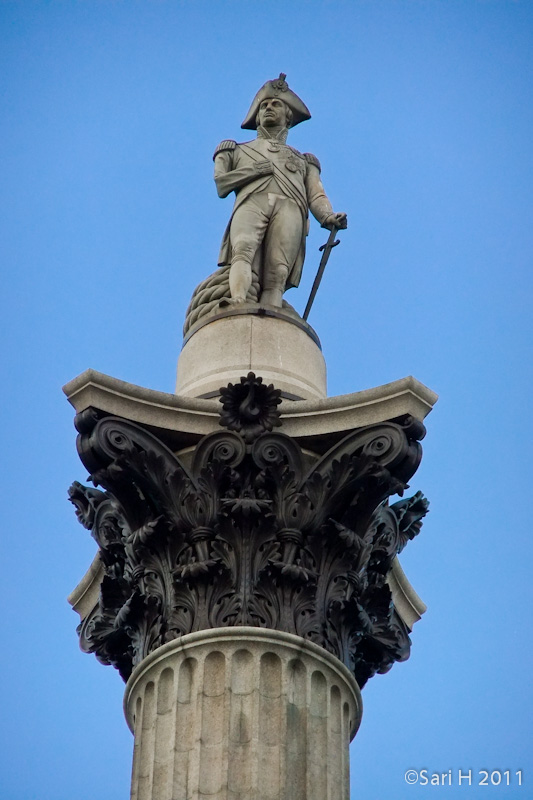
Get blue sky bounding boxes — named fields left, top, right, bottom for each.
left=1, top=1, right=532, bottom=798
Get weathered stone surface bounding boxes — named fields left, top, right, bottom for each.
left=124, top=627, right=361, bottom=800
left=386, top=557, right=427, bottom=630
left=176, top=308, right=327, bottom=399
left=63, top=369, right=437, bottom=447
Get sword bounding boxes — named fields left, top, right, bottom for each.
left=302, top=227, right=340, bottom=321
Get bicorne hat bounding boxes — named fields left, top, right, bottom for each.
left=241, top=73, right=311, bottom=130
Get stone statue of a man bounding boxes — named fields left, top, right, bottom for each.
left=214, top=74, right=347, bottom=308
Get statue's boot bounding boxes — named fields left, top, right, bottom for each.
left=261, top=261, right=289, bottom=308
left=260, top=287, right=283, bottom=307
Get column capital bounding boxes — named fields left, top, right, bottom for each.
left=69, top=373, right=430, bottom=689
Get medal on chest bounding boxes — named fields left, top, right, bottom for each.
left=285, top=153, right=301, bottom=173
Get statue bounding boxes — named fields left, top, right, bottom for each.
left=184, top=74, right=347, bottom=334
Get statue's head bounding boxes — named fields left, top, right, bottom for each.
left=241, top=73, right=311, bottom=131
left=255, top=98, right=293, bottom=130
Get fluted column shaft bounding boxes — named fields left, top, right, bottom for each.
left=124, top=627, right=362, bottom=800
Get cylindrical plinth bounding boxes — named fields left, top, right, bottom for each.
left=124, top=627, right=362, bottom=800
left=176, top=307, right=327, bottom=400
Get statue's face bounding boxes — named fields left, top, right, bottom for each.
left=258, top=98, right=288, bottom=128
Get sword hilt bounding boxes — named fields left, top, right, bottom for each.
left=319, top=238, right=340, bottom=252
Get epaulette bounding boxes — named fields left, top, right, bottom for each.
left=287, top=145, right=304, bottom=159
left=304, top=152, right=321, bottom=172
left=213, top=139, right=236, bottom=160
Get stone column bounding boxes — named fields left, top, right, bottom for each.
left=67, top=370, right=434, bottom=800
left=124, top=628, right=361, bottom=800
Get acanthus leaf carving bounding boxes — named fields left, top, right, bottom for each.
left=69, top=382, right=429, bottom=688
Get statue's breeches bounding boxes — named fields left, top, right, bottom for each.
left=229, top=191, right=304, bottom=290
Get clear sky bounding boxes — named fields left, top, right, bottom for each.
left=1, top=1, right=532, bottom=798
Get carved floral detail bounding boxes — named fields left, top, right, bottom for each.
left=218, top=372, right=282, bottom=443
left=69, top=396, right=428, bottom=688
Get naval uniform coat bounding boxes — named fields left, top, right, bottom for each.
left=214, top=136, right=334, bottom=289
